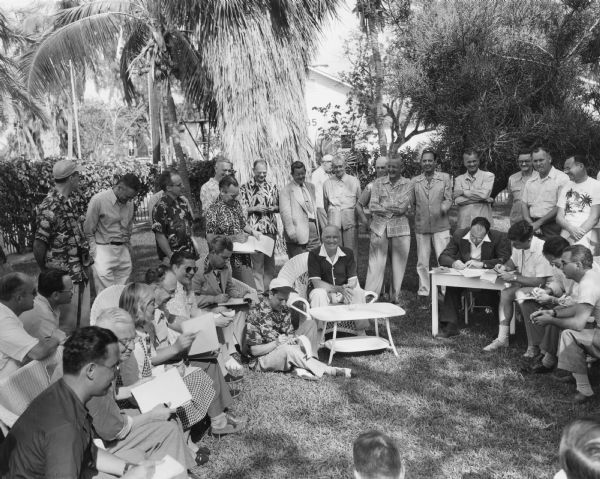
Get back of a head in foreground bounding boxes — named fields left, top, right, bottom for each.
left=353, top=431, right=405, bottom=479
left=560, top=418, right=600, bottom=479
left=63, top=326, right=118, bottom=375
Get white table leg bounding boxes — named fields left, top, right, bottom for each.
left=374, top=318, right=379, bottom=337
left=431, top=274, right=439, bottom=337
left=328, top=322, right=337, bottom=365
left=385, top=318, right=398, bottom=356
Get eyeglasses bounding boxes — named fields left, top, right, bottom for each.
left=185, top=266, right=198, bottom=274
left=118, top=338, right=135, bottom=351
left=97, top=361, right=120, bottom=373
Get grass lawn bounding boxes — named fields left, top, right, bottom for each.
left=10, top=206, right=584, bottom=478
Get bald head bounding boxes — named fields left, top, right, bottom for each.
left=95, top=307, right=136, bottom=361
left=374, top=156, right=388, bottom=178
left=469, top=224, right=488, bottom=247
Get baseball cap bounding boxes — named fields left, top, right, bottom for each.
left=269, top=277, right=296, bottom=294
left=52, top=160, right=80, bottom=180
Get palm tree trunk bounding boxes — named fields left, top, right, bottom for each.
left=148, top=70, right=161, bottom=165
left=367, top=23, right=387, bottom=157
left=164, top=82, right=199, bottom=218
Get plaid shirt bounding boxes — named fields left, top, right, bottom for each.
left=239, top=179, right=279, bottom=235
left=368, top=176, right=414, bottom=237
left=152, top=194, right=198, bottom=260
left=35, top=189, right=90, bottom=283
left=205, top=196, right=251, bottom=268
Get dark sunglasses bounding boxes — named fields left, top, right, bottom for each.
left=185, top=266, right=198, bottom=274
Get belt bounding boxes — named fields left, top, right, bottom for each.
left=308, top=219, right=316, bottom=223
left=97, top=241, right=126, bottom=246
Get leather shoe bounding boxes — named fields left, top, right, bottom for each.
left=210, top=421, right=242, bottom=437
left=436, top=327, right=459, bottom=339
left=572, top=392, right=594, bottom=404
left=553, top=370, right=575, bottom=383
left=531, top=362, right=555, bottom=374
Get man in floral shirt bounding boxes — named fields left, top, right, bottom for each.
left=239, top=160, right=279, bottom=294
left=152, top=171, right=198, bottom=263
left=246, top=278, right=351, bottom=380
left=206, top=176, right=261, bottom=288
left=33, top=160, right=92, bottom=333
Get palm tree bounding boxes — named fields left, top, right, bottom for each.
left=0, top=8, right=47, bottom=153
left=24, top=0, right=340, bottom=212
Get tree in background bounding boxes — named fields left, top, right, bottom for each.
left=396, top=0, right=600, bottom=185
left=23, top=0, right=340, bottom=216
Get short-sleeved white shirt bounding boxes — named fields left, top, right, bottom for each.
left=557, top=177, right=600, bottom=227
left=510, top=236, right=553, bottom=278
left=577, top=269, right=600, bottom=326
left=521, top=167, right=570, bottom=218
left=0, top=303, right=38, bottom=379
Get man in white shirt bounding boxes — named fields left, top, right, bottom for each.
left=453, top=148, right=495, bottom=229
left=557, top=154, right=600, bottom=251
left=311, top=154, right=333, bottom=228
left=484, top=220, right=553, bottom=351
left=530, top=245, right=600, bottom=404
left=507, top=149, right=535, bottom=225
left=200, top=155, right=233, bottom=214
left=521, top=146, right=570, bottom=240
left=19, top=268, right=70, bottom=343
left=0, top=273, right=60, bottom=379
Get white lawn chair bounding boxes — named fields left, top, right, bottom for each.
left=90, top=285, right=127, bottom=325
left=277, top=252, right=378, bottom=335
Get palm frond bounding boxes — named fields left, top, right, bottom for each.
left=0, top=57, right=48, bottom=125
left=25, top=11, right=140, bottom=97
left=119, top=25, right=150, bottom=104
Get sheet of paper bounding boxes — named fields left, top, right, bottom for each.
left=515, top=294, right=536, bottom=302
left=232, top=239, right=255, bottom=254
left=253, top=235, right=275, bottom=256
left=461, top=268, right=486, bottom=278
left=131, top=368, right=192, bottom=413
left=180, top=313, right=220, bottom=356
left=480, top=270, right=499, bottom=284
left=151, top=454, right=186, bottom=479
left=431, top=267, right=462, bottom=275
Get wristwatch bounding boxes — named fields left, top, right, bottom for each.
left=123, top=462, right=136, bottom=474
left=551, top=310, right=557, bottom=318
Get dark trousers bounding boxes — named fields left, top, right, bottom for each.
left=286, top=222, right=320, bottom=258
left=520, top=299, right=562, bottom=355
left=441, top=287, right=499, bottom=325
left=530, top=218, right=561, bottom=241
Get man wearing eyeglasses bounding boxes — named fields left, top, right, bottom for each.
left=152, top=172, right=199, bottom=264
left=507, top=149, right=535, bottom=225
left=530, top=245, right=600, bottom=404
left=84, top=173, right=142, bottom=293
left=19, top=268, right=70, bottom=344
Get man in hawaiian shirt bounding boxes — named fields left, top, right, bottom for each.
left=239, top=160, right=279, bottom=294
left=152, top=172, right=198, bottom=263
left=245, top=278, right=352, bottom=380
left=205, top=175, right=261, bottom=288
left=33, top=159, right=92, bottom=333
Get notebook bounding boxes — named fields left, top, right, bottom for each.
left=131, top=368, right=192, bottom=413
left=181, top=313, right=220, bottom=356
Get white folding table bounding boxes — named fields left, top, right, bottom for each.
left=308, top=303, right=405, bottom=364
left=430, top=270, right=507, bottom=337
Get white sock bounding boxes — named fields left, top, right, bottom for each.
left=210, top=412, right=227, bottom=429
left=497, top=325, right=510, bottom=342
left=573, top=373, right=594, bottom=396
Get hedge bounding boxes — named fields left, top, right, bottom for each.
left=0, top=156, right=157, bottom=253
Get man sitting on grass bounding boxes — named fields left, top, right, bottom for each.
left=531, top=245, right=600, bottom=404
left=245, top=278, right=351, bottom=380
left=353, top=430, right=405, bottom=479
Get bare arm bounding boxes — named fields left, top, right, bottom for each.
left=33, top=239, right=47, bottom=270
left=26, top=337, right=60, bottom=361
left=154, top=232, right=172, bottom=259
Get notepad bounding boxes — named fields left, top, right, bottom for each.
left=151, top=454, right=186, bottom=479
left=131, top=368, right=192, bottom=413
left=233, top=235, right=275, bottom=256
left=180, top=313, right=220, bottom=356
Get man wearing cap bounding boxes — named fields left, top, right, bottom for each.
left=84, top=173, right=142, bottom=292
left=33, top=159, right=92, bottom=333
left=245, top=277, right=352, bottom=380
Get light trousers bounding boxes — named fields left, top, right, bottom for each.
left=365, top=233, right=410, bottom=300
left=415, top=230, right=450, bottom=296
left=250, top=234, right=276, bottom=294
left=257, top=320, right=331, bottom=377
left=58, top=280, right=90, bottom=334
left=558, top=327, right=600, bottom=375
left=341, top=225, right=358, bottom=261
left=93, top=244, right=132, bottom=292
left=216, top=310, right=247, bottom=375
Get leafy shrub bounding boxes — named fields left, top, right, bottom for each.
left=0, top=156, right=157, bottom=253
